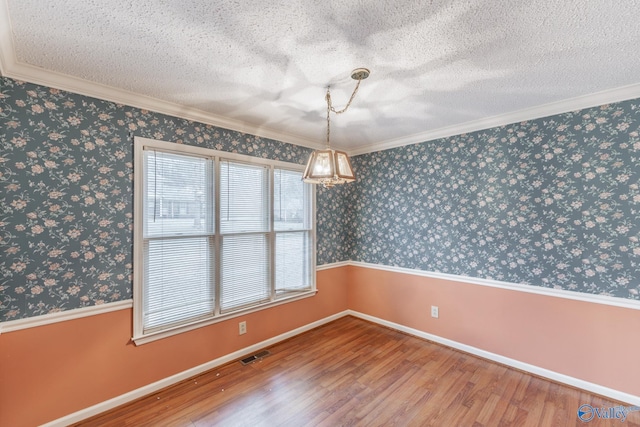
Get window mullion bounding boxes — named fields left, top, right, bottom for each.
left=269, top=165, right=276, bottom=301
left=214, top=156, right=221, bottom=316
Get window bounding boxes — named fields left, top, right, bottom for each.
left=133, top=137, right=315, bottom=344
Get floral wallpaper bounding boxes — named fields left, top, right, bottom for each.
left=2, top=75, right=640, bottom=322
left=316, top=184, right=354, bottom=264
left=1, top=76, right=350, bottom=321
left=349, top=101, right=640, bottom=299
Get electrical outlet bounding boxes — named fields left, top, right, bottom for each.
left=431, top=306, right=439, bottom=319
left=239, top=321, right=247, bottom=335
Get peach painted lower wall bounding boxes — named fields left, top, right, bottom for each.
left=3, top=264, right=639, bottom=426
left=346, top=265, right=640, bottom=398
left=0, top=267, right=349, bottom=427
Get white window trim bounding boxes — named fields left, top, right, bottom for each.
left=132, top=137, right=316, bottom=345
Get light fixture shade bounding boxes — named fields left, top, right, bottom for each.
left=333, top=150, right=355, bottom=180
left=303, top=149, right=335, bottom=180
left=303, top=149, right=356, bottom=188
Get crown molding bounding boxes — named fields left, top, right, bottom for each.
left=2, top=60, right=325, bottom=151
left=3, top=2, right=640, bottom=157
left=348, top=82, right=640, bottom=156
left=0, top=2, right=322, bottom=152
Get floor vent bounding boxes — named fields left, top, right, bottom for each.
left=240, top=350, right=271, bottom=365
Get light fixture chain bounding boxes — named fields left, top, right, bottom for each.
left=326, top=88, right=331, bottom=148
left=325, top=78, right=363, bottom=148
left=327, top=78, right=362, bottom=115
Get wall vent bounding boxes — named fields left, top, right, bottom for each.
left=240, top=350, right=271, bottom=365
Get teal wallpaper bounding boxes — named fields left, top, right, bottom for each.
left=0, top=77, right=347, bottom=321
left=349, top=101, right=640, bottom=299
left=2, top=74, right=640, bottom=322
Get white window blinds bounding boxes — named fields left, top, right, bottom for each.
left=134, top=138, right=315, bottom=342
left=274, top=169, right=313, bottom=293
left=220, top=161, right=270, bottom=312
left=142, top=150, right=214, bottom=331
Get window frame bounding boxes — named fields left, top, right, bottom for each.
left=133, top=137, right=316, bottom=345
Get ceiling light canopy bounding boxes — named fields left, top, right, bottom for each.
left=303, top=68, right=370, bottom=188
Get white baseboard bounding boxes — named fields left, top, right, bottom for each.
left=347, top=310, right=640, bottom=407
left=41, top=310, right=349, bottom=427
left=42, top=309, right=640, bottom=425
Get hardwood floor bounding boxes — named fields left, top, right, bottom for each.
left=75, top=316, right=639, bottom=426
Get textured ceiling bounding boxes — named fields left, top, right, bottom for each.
left=2, top=0, right=640, bottom=153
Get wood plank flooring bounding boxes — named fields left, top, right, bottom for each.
left=75, top=316, right=639, bottom=426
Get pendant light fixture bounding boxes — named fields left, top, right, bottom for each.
left=303, top=68, right=370, bottom=188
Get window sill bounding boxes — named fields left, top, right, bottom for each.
left=132, top=290, right=317, bottom=345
